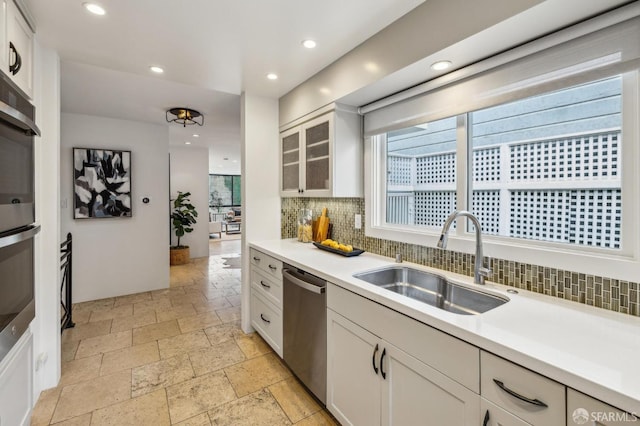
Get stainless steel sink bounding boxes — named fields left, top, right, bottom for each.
left=353, top=266, right=508, bottom=315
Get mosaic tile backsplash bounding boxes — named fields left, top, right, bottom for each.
left=281, top=197, right=640, bottom=317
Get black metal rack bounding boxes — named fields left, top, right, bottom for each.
left=60, top=232, right=75, bottom=332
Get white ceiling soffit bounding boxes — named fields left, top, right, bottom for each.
left=27, top=0, right=426, bottom=98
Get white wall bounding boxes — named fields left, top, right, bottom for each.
left=169, top=146, right=209, bottom=258
left=60, top=113, right=170, bottom=302
left=32, top=42, right=61, bottom=394
left=240, top=93, right=280, bottom=333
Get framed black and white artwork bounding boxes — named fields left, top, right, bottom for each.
left=73, top=148, right=132, bottom=219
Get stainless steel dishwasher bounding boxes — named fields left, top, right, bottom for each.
left=282, top=264, right=327, bottom=404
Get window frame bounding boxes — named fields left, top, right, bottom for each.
left=365, top=71, right=640, bottom=282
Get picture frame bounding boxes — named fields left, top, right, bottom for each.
left=73, top=148, right=132, bottom=219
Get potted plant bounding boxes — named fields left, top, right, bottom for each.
left=170, top=191, right=198, bottom=265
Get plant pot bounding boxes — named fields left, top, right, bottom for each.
left=170, top=246, right=190, bottom=265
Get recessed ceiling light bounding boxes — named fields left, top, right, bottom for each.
left=302, top=39, right=317, bottom=49
left=232, top=160, right=238, bottom=163
left=185, top=141, right=191, bottom=145
left=431, top=60, right=452, bottom=71
left=149, top=66, right=164, bottom=74
left=266, top=73, right=278, bottom=80
left=192, top=134, right=200, bottom=138
left=83, top=2, right=106, bottom=15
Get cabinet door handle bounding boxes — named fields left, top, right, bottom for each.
left=493, top=379, right=548, bottom=407
left=380, top=347, right=387, bottom=379
left=260, top=313, right=270, bottom=324
left=372, top=343, right=379, bottom=374
left=260, top=280, right=271, bottom=289
left=483, top=410, right=490, bottom=426
left=253, top=256, right=260, bottom=261
left=268, top=264, right=277, bottom=270
left=9, top=42, right=21, bottom=75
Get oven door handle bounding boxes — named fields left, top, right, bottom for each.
left=283, top=269, right=326, bottom=294
left=0, top=225, right=41, bottom=249
left=0, top=99, right=41, bottom=136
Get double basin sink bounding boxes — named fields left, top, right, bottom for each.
left=353, top=266, right=508, bottom=315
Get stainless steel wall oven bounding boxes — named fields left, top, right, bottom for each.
left=0, top=71, right=40, bottom=363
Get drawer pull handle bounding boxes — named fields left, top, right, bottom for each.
left=253, top=256, right=261, bottom=261
left=372, top=343, right=379, bottom=374
left=380, top=348, right=387, bottom=379
left=260, top=280, right=271, bottom=289
left=493, top=379, right=548, bottom=408
left=268, top=264, right=277, bottom=270
left=483, top=410, right=490, bottom=426
left=260, top=314, right=271, bottom=324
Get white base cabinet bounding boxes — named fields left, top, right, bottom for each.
left=0, top=330, right=33, bottom=426
left=567, top=389, right=638, bottom=426
left=327, top=284, right=480, bottom=426
left=249, top=249, right=283, bottom=357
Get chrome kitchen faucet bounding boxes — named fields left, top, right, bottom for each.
left=437, top=210, right=491, bottom=285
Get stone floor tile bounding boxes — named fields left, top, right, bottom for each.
left=50, top=412, right=92, bottom=426
left=235, top=332, right=272, bottom=359
left=62, top=339, right=79, bottom=362
left=61, top=320, right=112, bottom=344
left=215, top=306, right=242, bottom=323
left=131, top=353, right=195, bottom=397
left=113, top=291, right=152, bottom=307
left=133, top=298, right=173, bottom=315
left=51, top=369, right=131, bottom=423
left=29, top=386, right=62, bottom=426
left=88, top=304, right=134, bottom=322
left=204, top=321, right=243, bottom=345
left=73, top=298, right=114, bottom=313
left=208, top=389, right=292, bottom=426
left=225, top=294, right=242, bottom=307
left=156, top=304, right=198, bottom=322
left=91, top=389, right=170, bottom=426
left=189, top=339, right=245, bottom=376
left=224, top=353, right=292, bottom=397
left=110, top=310, right=157, bottom=333
left=177, top=311, right=222, bottom=334
left=295, top=411, right=339, bottom=426
left=269, top=377, right=322, bottom=423
left=132, top=320, right=181, bottom=345
left=166, top=370, right=236, bottom=424
left=197, top=287, right=237, bottom=300
left=69, top=309, right=91, bottom=325
left=192, top=298, right=232, bottom=314
left=59, top=354, right=102, bottom=387
left=75, top=330, right=132, bottom=359
left=174, top=412, right=212, bottom=426
left=171, top=293, right=208, bottom=307
left=158, top=330, right=211, bottom=359
left=100, top=341, right=160, bottom=376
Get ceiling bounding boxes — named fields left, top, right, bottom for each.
left=25, top=0, right=425, bottom=173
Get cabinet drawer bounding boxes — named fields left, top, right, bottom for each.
left=250, top=290, right=282, bottom=357
left=250, top=267, right=282, bottom=307
left=481, top=398, right=531, bottom=426
left=249, top=249, right=283, bottom=278
left=481, top=351, right=565, bottom=425
left=567, top=389, right=637, bottom=426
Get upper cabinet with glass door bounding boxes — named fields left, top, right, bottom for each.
left=280, top=104, right=362, bottom=197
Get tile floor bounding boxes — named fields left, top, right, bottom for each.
left=31, top=241, right=337, bottom=425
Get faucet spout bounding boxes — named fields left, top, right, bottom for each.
left=437, top=210, right=491, bottom=285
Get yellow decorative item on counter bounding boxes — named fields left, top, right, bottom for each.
left=320, top=239, right=353, bottom=253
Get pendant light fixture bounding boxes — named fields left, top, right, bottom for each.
left=166, top=108, right=204, bottom=127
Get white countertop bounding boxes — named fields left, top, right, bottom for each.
left=250, top=238, right=640, bottom=414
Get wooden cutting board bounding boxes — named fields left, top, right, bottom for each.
left=315, top=207, right=330, bottom=241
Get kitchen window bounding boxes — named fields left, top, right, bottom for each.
left=364, top=11, right=640, bottom=281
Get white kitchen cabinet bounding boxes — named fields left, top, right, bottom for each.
left=327, top=284, right=480, bottom=426
left=481, top=399, right=531, bottom=426
left=280, top=104, right=362, bottom=197
left=480, top=351, right=565, bottom=426
left=0, top=330, right=33, bottom=426
left=249, top=249, right=283, bottom=357
left=4, top=0, right=33, bottom=98
left=567, top=389, right=637, bottom=426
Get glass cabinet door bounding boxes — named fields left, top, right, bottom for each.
left=305, top=120, right=330, bottom=191
left=282, top=131, right=301, bottom=192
